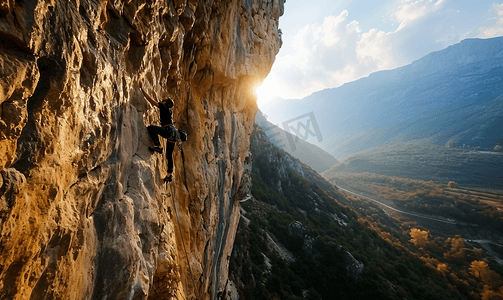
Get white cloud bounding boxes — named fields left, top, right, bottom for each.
left=265, top=11, right=366, bottom=98
left=258, top=10, right=396, bottom=102
left=393, top=0, right=446, bottom=30
left=477, top=4, right=503, bottom=38
left=357, top=29, right=396, bottom=71
left=257, top=0, right=501, bottom=106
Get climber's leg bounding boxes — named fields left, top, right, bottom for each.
left=164, top=141, right=176, bottom=182
left=148, top=125, right=168, bottom=153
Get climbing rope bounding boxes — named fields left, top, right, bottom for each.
left=167, top=180, right=199, bottom=300
left=162, top=137, right=199, bottom=300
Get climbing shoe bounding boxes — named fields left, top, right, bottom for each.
left=149, top=146, right=163, bottom=153
left=163, top=175, right=172, bottom=182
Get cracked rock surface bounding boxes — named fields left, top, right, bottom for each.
left=0, top=0, right=283, bottom=299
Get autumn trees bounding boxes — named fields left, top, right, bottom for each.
left=406, top=228, right=503, bottom=300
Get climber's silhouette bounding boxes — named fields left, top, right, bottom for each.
left=141, top=85, right=187, bottom=182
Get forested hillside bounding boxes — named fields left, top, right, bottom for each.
left=226, top=126, right=473, bottom=300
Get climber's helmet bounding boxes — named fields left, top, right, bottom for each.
left=162, top=98, right=174, bottom=108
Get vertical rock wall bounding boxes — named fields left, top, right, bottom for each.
left=0, top=0, right=283, bottom=299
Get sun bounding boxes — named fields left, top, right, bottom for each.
left=255, top=83, right=267, bottom=100
left=254, top=78, right=279, bottom=107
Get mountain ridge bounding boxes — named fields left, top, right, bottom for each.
left=262, top=36, right=503, bottom=159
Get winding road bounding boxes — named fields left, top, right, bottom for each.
left=338, top=187, right=503, bottom=264
left=338, top=187, right=457, bottom=225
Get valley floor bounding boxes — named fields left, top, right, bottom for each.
left=322, top=171, right=503, bottom=298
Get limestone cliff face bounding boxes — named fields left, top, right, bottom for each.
left=0, top=0, right=283, bottom=299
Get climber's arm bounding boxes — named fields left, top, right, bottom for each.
left=140, top=85, right=159, bottom=108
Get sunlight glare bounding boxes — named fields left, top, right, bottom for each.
left=255, top=78, right=279, bottom=107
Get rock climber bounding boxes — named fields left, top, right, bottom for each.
left=141, top=85, right=187, bottom=182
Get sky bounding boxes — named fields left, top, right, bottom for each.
left=256, top=0, right=503, bottom=107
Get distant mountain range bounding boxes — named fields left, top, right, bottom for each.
left=261, top=36, right=503, bottom=160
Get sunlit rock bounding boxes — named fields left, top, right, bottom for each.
left=0, top=0, right=284, bottom=299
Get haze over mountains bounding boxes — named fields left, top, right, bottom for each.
left=322, top=141, right=503, bottom=188
left=261, top=36, right=503, bottom=160
left=255, top=110, right=338, bottom=173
